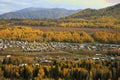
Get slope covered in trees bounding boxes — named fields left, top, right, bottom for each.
left=68, top=3, right=120, bottom=19
left=0, top=4, right=119, bottom=29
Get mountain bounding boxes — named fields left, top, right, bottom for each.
left=1, top=3, right=119, bottom=20
left=0, top=8, right=79, bottom=19
left=68, top=3, right=120, bottom=19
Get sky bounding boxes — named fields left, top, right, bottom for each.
left=0, top=0, right=120, bottom=14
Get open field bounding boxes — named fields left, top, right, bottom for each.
left=0, top=46, right=119, bottom=60
left=33, top=27, right=120, bottom=33
left=10, top=26, right=120, bottom=34
left=0, top=48, right=78, bottom=57
left=11, top=25, right=120, bottom=33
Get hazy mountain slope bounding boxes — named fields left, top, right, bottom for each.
left=0, top=8, right=79, bottom=19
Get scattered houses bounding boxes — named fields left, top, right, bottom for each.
left=0, top=39, right=119, bottom=52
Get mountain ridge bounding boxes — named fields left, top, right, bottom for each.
left=68, top=3, right=120, bottom=19
left=0, top=8, right=79, bottom=19
left=0, top=3, right=119, bottom=19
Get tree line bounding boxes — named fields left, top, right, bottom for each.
left=0, top=16, right=120, bottom=29
left=0, top=56, right=120, bottom=80
left=0, top=26, right=119, bottom=44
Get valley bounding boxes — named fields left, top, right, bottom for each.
left=0, top=3, right=120, bottom=80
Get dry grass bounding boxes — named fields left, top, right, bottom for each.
left=33, top=27, right=119, bottom=34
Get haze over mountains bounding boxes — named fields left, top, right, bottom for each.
left=0, top=3, right=119, bottom=19
left=0, top=8, right=79, bottom=19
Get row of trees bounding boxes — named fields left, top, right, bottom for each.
left=93, top=31, right=120, bottom=43
left=0, top=26, right=94, bottom=43
left=1, top=58, right=120, bottom=80
left=0, top=16, right=120, bottom=28
left=0, top=26, right=120, bottom=43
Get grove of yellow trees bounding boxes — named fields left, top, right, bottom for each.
left=0, top=26, right=94, bottom=43
left=0, top=17, right=120, bottom=29
left=0, top=26, right=120, bottom=43
left=1, top=57, right=120, bottom=80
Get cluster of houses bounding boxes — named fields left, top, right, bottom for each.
left=0, top=39, right=120, bottom=52
left=1, top=39, right=120, bottom=66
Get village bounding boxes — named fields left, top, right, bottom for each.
left=0, top=39, right=119, bottom=52
left=0, top=39, right=120, bottom=66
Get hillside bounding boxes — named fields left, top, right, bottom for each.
left=0, top=8, right=79, bottom=19
left=0, top=4, right=119, bottom=29
left=68, top=3, right=120, bottom=19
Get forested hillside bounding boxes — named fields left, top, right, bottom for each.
left=68, top=3, right=120, bottom=19
left=0, top=4, right=120, bottom=29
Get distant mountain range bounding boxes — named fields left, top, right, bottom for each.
left=0, top=3, right=119, bottom=19
left=68, top=3, right=120, bottom=19
left=0, top=8, right=80, bottom=19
